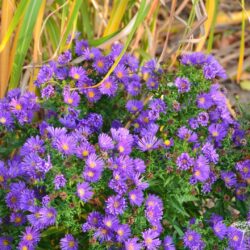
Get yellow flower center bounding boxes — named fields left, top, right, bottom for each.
left=128, top=244, right=135, bottom=250
left=224, top=177, right=230, bottom=183
left=118, top=146, right=124, bottom=153
left=73, top=73, right=80, bottom=79
left=11, top=196, right=17, bottom=203
left=47, top=212, right=53, bottom=218
left=69, top=241, right=75, bottom=247
left=88, top=91, right=95, bottom=98
left=150, top=81, right=155, bottom=86
left=199, top=97, right=205, bottom=104
left=78, top=188, right=85, bottom=196
left=62, top=143, right=69, bottom=151
left=87, top=171, right=94, bottom=177
left=243, top=167, right=248, bottom=173
left=15, top=217, right=22, bottom=223
left=97, top=60, right=104, bottom=68
left=67, top=98, right=73, bottom=104
left=117, top=71, right=123, bottom=78
left=22, top=246, right=28, bottom=250
left=188, top=235, right=193, bottom=241
left=134, top=123, right=139, bottom=128
left=15, top=104, right=22, bottom=110
left=3, top=240, right=9, bottom=246
left=0, top=175, right=4, bottom=182
left=145, top=237, right=152, bottom=244
left=0, top=117, right=6, bottom=124
left=104, top=81, right=111, bottom=89
left=212, top=131, right=218, bottom=137
left=164, top=140, right=171, bottom=146
left=25, top=233, right=33, bottom=241
left=106, top=221, right=112, bottom=227
left=114, top=201, right=119, bottom=208
left=195, top=170, right=201, bottom=177
left=233, top=235, right=239, bottom=241
left=132, top=106, right=138, bottom=111
left=130, top=194, right=136, bottom=200
left=117, top=229, right=124, bottom=236
left=82, top=150, right=89, bottom=157
left=114, top=174, right=120, bottom=180
left=89, top=162, right=96, bottom=168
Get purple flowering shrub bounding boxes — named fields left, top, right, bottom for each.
left=0, top=37, right=249, bottom=250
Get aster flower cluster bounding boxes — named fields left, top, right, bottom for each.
left=0, top=36, right=249, bottom=250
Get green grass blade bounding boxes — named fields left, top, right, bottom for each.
left=59, top=0, right=82, bottom=52
left=207, top=0, right=219, bottom=53
left=90, top=0, right=151, bottom=88
left=46, top=18, right=60, bottom=52
left=9, top=0, right=43, bottom=89
left=81, top=0, right=94, bottom=39
left=0, top=0, right=29, bottom=52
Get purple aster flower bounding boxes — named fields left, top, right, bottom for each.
left=209, top=214, right=223, bottom=226
left=69, top=66, right=86, bottom=81
left=99, top=77, right=118, bottom=96
left=60, top=234, right=78, bottom=250
left=126, top=100, right=144, bottom=114
left=124, top=237, right=143, bottom=250
left=126, top=80, right=141, bottom=96
left=63, top=88, right=80, bottom=107
left=82, top=211, right=103, bottom=231
left=54, top=135, right=76, bottom=155
left=76, top=142, right=95, bottom=159
left=176, top=153, right=194, bottom=170
left=10, top=212, right=26, bottom=226
left=117, top=140, right=132, bottom=155
left=20, top=136, right=45, bottom=156
left=114, top=64, right=128, bottom=82
left=20, top=189, right=36, bottom=211
left=54, top=174, right=66, bottom=190
left=98, top=133, right=114, bottom=151
left=235, top=183, right=247, bottom=200
left=0, top=236, right=12, bottom=250
left=128, top=189, right=144, bottom=206
left=18, top=241, right=35, bottom=250
left=42, top=195, right=50, bottom=206
left=146, top=194, right=163, bottom=210
left=221, top=171, right=237, bottom=188
left=75, top=39, right=88, bottom=56
left=21, top=227, right=40, bottom=247
left=232, top=129, right=246, bottom=147
left=227, top=226, right=244, bottom=249
left=106, top=195, right=126, bottom=215
left=197, top=112, right=209, bottom=126
left=41, top=84, right=55, bottom=99
left=146, top=206, right=163, bottom=225
left=93, top=56, right=109, bottom=74
left=193, top=155, right=210, bottom=182
left=175, top=77, right=191, bottom=93
left=146, top=77, right=159, bottom=90
left=133, top=158, right=146, bottom=173
left=142, top=229, right=161, bottom=250
left=38, top=207, right=57, bottom=227
left=77, top=182, right=93, bottom=202
left=203, top=56, right=226, bottom=80
left=213, top=221, right=227, bottom=240
left=85, top=154, right=104, bottom=171
left=188, top=118, right=199, bottom=130
left=93, top=227, right=113, bottom=242
left=196, top=93, right=213, bottom=109
left=183, top=229, right=205, bottom=250
left=177, top=126, right=198, bottom=143
left=115, top=224, right=131, bottom=242
left=235, top=160, right=250, bottom=181
left=163, top=138, right=174, bottom=148
left=0, top=161, right=8, bottom=185
left=83, top=167, right=102, bottom=183
left=103, top=215, right=119, bottom=230
left=149, top=98, right=166, bottom=113
left=84, top=88, right=102, bottom=103
left=58, top=50, right=72, bottom=65
left=201, top=142, right=219, bottom=164
left=36, top=63, right=54, bottom=86
left=0, top=110, right=13, bottom=127
left=5, top=191, right=21, bottom=210
left=137, top=135, right=161, bottom=151
left=163, top=235, right=176, bottom=250
left=208, top=123, right=227, bottom=142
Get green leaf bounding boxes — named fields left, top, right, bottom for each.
left=81, top=0, right=94, bottom=39
left=9, top=0, right=44, bottom=89
left=0, top=0, right=29, bottom=52
left=59, top=0, right=82, bottom=52
left=46, top=18, right=60, bottom=51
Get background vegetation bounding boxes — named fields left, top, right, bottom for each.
left=0, top=0, right=249, bottom=99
